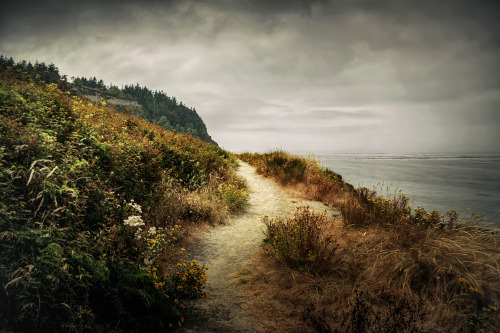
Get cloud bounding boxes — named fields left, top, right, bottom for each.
left=1, top=0, right=499, bottom=153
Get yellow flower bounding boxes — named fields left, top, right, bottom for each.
left=150, top=239, right=156, bottom=243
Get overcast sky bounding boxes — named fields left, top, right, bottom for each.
left=1, top=0, right=499, bottom=153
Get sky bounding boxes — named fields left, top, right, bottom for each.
left=1, top=0, right=499, bottom=153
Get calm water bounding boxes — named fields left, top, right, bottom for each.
left=316, top=153, right=500, bottom=223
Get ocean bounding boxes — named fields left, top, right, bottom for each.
left=316, top=153, right=500, bottom=223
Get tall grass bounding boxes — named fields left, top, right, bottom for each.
left=239, top=150, right=500, bottom=331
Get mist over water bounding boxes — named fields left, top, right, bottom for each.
left=317, top=153, right=500, bottom=223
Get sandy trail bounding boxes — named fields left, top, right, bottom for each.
left=176, top=161, right=339, bottom=332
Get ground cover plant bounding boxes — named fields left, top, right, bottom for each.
left=239, top=150, right=500, bottom=332
left=0, top=68, right=247, bottom=332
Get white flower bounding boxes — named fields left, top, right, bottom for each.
left=134, top=227, right=143, bottom=239
left=123, top=215, right=144, bottom=227
left=148, top=226, right=157, bottom=235
left=127, top=201, right=142, bottom=213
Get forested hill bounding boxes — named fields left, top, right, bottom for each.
left=0, top=56, right=216, bottom=145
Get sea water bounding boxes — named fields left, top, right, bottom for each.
left=316, top=153, right=500, bottom=223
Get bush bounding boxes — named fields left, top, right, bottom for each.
left=217, top=182, right=250, bottom=213
left=262, top=206, right=338, bottom=274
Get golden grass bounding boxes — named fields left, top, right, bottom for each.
left=238, top=151, right=500, bottom=332
left=237, top=222, right=500, bottom=332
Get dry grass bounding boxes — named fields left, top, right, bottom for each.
left=262, top=207, right=339, bottom=274
left=237, top=222, right=500, bottom=332
left=362, top=225, right=500, bottom=304
left=238, top=151, right=500, bottom=332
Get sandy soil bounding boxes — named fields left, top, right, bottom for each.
left=175, top=161, right=339, bottom=332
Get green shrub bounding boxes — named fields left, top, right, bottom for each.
left=217, top=183, right=250, bottom=213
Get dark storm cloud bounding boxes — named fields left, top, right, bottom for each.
left=1, top=0, right=499, bottom=153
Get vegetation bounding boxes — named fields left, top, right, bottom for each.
left=0, top=55, right=215, bottom=144
left=217, top=182, right=250, bottom=214
left=3, top=53, right=498, bottom=331
left=239, top=150, right=500, bottom=332
left=262, top=207, right=338, bottom=274
left=0, top=67, right=244, bottom=332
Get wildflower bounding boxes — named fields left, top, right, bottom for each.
left=123, top=215, right=144, bottom=227
left=150, top=239, right=157, bottom=243
left=127, top=200, right=142, bottom=213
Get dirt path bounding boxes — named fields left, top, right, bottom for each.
left=176, top=161, right=339, bottom=332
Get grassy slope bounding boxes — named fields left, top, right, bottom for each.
left=239, top=150, right=500, bottom=332
left=0, top=70, right=247, bottom=332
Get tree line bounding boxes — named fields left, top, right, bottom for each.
left=0, top=55, right=216, bottom=144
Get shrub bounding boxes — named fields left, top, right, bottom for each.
left=262, top=206, right=338, bottom=274
left=340, top=188, right=414, bottom=228
left=217, top=182, right=250, bottom=213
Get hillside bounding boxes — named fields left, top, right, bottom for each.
left=0, top=56, right=216, bottom=145
left=0, top=67, right=247, bottom=331
left=71, top=78, right=216, bottom=145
